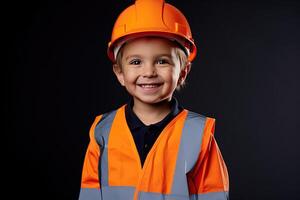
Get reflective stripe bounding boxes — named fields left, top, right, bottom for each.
left=79, top=188, right=102, bottom=200
left=94, top=111, right=117, bottom=187
left=138, top=191, right=228, bottom=200
left=171, top=111, right=206, bottom=195
left=139, top=192, right=189, bottom=200
left=102, top=186, right=135, bottom=199
left=190, top=191, right=229, bottom=200
left=79, top=188, right=228, bottom=200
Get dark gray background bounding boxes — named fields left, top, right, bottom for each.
left=11, top=0, right=300, bottom=199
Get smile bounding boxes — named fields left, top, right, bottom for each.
left=137, top=83, right=163, bottom=93
left=139, top=84, right=161, bottom=88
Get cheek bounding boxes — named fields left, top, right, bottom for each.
left=160, top=71, right=179, bottom=87
left=123, top=70, right=137, bottom=83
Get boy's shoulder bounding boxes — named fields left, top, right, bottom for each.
left=93, top=104, right=126, bottom=125
left=89, top=105, right=125, bottom=144
left=185, top=109, right=215, bottom=121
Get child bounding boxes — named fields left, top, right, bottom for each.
left=79, top=0, right=229, bottom=199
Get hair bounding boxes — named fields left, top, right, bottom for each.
left=114, top=38, right=191, bottom=90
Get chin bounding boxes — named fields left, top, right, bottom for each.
left=135, top=95, right=171, bottom=105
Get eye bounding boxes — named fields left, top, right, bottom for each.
left=156, top=59, right=169, bottom=65
left=129, top=59, right=141, bottom=65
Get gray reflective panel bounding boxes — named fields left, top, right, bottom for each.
left=139, top=192, right=189, bottom=200
left=138, top=191, right=228, bottom=200
left=94, top=110, right=117, bottom=187
left=190, top=191, right=229, bottom=200
left=102, top=186, right=135, bottom=199
left=171, top=111, right=206, bottom=195
left=78, top=188, right=102, bottom=200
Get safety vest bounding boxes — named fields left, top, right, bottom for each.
left=79, top=105, right=229, bottom=200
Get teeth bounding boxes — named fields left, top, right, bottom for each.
left=140, top=84, right=158, bottom=88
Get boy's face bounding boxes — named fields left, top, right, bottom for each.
left=113, top=37, right=188, bottom=106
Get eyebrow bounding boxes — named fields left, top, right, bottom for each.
left=125, top=55, right=141, bottom=61
left=125, top=54, right=173, bottom=61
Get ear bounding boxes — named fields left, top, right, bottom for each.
left=178, top=62, right=191, bottom=85
left=113, top=64, right=125, bottom=86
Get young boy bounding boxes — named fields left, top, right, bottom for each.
left=79, top=0, right=229, bottom=199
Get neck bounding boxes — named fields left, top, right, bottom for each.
left=132, top=98, right=172, bottom=125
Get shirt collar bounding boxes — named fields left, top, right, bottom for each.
left=125, top=97, right=182, bottom=130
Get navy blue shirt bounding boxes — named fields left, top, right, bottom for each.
left=125, top=97, right=183, bottom=166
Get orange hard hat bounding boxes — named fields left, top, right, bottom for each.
left=107, top=0, right=197, bottom=62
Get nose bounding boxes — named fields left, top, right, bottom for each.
left=142, top=62, right=157, bottom=77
